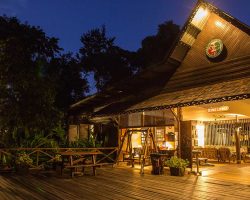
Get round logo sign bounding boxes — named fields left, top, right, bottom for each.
left=206, top=39, right=223, bottom=58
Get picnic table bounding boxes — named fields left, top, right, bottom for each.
left=60, top=151, right=103, bottom=177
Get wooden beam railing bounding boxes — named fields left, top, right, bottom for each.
left=0, top=147, right=118, bottom=169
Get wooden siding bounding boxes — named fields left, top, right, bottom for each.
left=165, top=55, right=250, bottom=93
left=119, top=110, right=175, bottom=128
left=177, top=13, right=250, bottom=73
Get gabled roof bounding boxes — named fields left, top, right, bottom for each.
left=70, top=0, right=250, bottom=118
left=168, top=0, right=250, bottom=64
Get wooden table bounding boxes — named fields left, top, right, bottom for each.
left=60, top=151, right=102, bottom=177
left=158, top=150, right=176, bottom=158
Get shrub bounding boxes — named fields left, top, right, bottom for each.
left=15, top=153, right=33, bottom=166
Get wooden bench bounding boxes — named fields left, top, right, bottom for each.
left=194, top=147, right=218, bottom=163
left=218, top=148, right=232, bottom=163
left=197, top=157, right=208, bottom=165
left=61, top=163, right=113, bottom=177
left=242, top=153, right=250, bottom=163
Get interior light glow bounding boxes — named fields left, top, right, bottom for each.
left=191, top=6, right=209, bottom=29
left=215, top=21, right=225, bottom=28
left=196, top=125, right=205, bottom=147
left=225, top=113, right=246, bottom=117
left=195, top=7, right=208, bottom=20
left=164, top=142, right=173, bottom=149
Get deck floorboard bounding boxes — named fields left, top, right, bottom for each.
left=0, top=163, right=250, bottom=199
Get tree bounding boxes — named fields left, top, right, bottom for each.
left=0, top=16, right=62, bottom=138
left=136, top=21, right=180, bottom=70
left=79, top=26, right=136, bottom=91
left=79, top=22, right=179, bottom=92
left=49, top=53, right=89, bottom=112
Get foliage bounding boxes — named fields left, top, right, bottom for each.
left=0, top=154, right=13, bottom=167
left=15, top=153, right=33, bottom=166
left=0, top=16, right=89, bottom=147
left=79, top=21, right=179, bottom=92
left=165, top=156, right=189, bottom=169
left=0, top=16, right=62, bottom=135
left=136, top=21, right=180, bottom=70
left=49, top=53, right=89, bottom=111
left=54, top=154, right=62, bottom=162
left=79, top=25, right=137, bottom=91
left=1, top=155, right=7, bottom=164
left=1, top=125, right=66, bottom=148
left=68, top=137, right=101, bottom=148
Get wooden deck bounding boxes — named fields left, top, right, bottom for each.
left=1, top=163, right=250, bottom=200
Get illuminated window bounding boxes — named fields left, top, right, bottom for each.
left=196, top=125, right=205, bottom=147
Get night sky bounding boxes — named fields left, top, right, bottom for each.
left=1, top=0, right=249, bottom=93
left=1, top=0, right=249, bottom=53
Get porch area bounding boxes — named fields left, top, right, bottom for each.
left=1, top=163, right=250, bottom=200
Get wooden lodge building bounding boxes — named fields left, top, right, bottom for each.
left=68, top=0, right=250, bottom=165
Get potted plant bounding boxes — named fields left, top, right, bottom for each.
left=165, top=156, right=189, bottom=176
left=15, top=152, right=33, bottom=174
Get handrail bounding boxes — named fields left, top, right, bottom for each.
left=0, top=147, right=118, bottom=169
left=0, top=147, right=117, bottom=150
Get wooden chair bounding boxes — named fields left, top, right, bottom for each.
left=202, top=148, right=218, bottom=161
left=218, top=148, right=232, bottom=163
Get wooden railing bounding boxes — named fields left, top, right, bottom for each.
left=0, top=147, right=118, bottom=169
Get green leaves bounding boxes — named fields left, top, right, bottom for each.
left=0, top=17, right=69, bottom=147
left=15, top=153, right=33, bottom=166
left=79, top=25, right=135, bottom=91
left=166, top=156, right=189, bottom=168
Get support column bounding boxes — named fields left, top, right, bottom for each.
left=235, top=126, right=241, bottom=164
left=170, top=107, right=182, bottom=158
left=177, top=107, right=183, bottom=158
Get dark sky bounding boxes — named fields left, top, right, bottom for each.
left=1, top=0, right=249, bottom=53
left=0, top=0, right=249, bottom=93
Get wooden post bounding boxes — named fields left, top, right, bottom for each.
left=116, top=129, right=129, bottom=164
left=150, top=131, right=158, bottom=153
left=140, top=129, right=150, bottom=174
left=177, top=107, right=183, bottom=157
left=170, top=107, right=182, bottom=157
left=235, top=116, right=241, bottom=164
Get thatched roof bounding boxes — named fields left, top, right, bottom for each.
left=125, top=78, right=250, bottom=114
